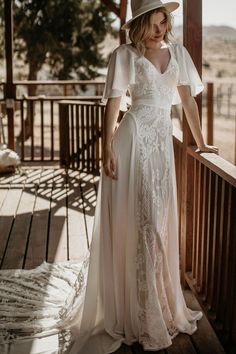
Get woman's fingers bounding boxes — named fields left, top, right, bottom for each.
left=110, top=158, right=118, bottom=180
left=197, top=144, right=219, bottom=154
left=103, top=157, right=118, bottom=180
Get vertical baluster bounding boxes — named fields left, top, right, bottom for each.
left=223, top=186, right=236, bottom=340
left=100, top=105, right=104, bottom=170
left=192, top=159, right=197, bottom=279
left=59, top=103, right=69, bottom=167
left=203, top=167, right=211, bottom=301
left=20, top=100, right=24, bottom=160
left=200, top=165, right=207, bottom=293
left=185, top=154, right=195, bottom=275
left=196, top=161, right=202, bottom=291
left=217, top=182, right=230, bottom=323
left=81, top=104, right=85, bottom=170
left=208, top=174, right=219, bottom=313
left=70, top=104, right=75, bottom=169
left=179, top=145, right=183, bottom=240
left=86, top=105, right=90, bottom=172
left=91, top=104, right=95, bottom=172
left=76, top=105, right=79, bottom=169
left=211, top=177, right=222, bottom=314
left=30, top=100, right=34, bottom=161
left=215, top=179, right=225, bottom=318
left=206, top=171, right=215, bottom=307
left=95, top=105, right=100, bottom=174
left=40, top=99, right=44, bottom=161
left=50, top=100, right=54, bottom=161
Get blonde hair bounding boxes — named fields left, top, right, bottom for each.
left=127, top=7, right=173, bottom=56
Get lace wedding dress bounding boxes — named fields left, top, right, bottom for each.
left=0, top=41, right=204, bottom=354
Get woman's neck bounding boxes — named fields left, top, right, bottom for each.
left=144, top=40, right=164, bottom=51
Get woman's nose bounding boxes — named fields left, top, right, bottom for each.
left=154, top=26, right=161, bottom=34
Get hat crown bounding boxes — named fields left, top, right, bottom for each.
left=122, top=0, right=179, bottom=30
left=131, top=0, right=164, bottom=16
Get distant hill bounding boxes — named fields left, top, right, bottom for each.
left=173, top=25, right=236, bottom=41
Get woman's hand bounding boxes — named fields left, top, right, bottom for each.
left=102, top=145, right=118, bottom=180
left=196, top=143, right=219, bottom=154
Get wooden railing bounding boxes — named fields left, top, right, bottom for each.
left=0, top=80, right=105, bottom=161
left=1, top=79, right=235, bottom=164
left=173, top=126, right=236, bottom=353
left=58, top=100, right=125, bottom=173
left=59, top=100, right=106, bottom=174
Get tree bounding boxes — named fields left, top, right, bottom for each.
left=14, top=0, right=117, bottom=81
left=12, top=0, right=118, bottom=139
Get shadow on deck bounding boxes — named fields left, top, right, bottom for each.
left=0, top=167, right=225, bottom=354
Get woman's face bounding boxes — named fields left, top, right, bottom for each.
left=147, top=11, right=168, bottom=44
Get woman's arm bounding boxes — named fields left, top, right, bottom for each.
left=102, top=96, right=121, bottom=180
left=177, top=85, right=219, bottom=154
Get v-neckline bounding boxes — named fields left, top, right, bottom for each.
left=128, top=43, right=172, bottom=75
left=143, top=47, right=172, bottom=75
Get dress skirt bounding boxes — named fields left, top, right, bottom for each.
left=68, top=105, right=203, bottom=354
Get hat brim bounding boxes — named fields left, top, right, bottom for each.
left=121, top=2, right=179, bottom=30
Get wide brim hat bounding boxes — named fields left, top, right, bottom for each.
left=121, top=0, right=179, bottom=30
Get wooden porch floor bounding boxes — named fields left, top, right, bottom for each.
left=0, top=167, right=225, bottom=354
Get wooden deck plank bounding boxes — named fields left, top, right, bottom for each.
left=0, top=173, right=14, bottom=209
left=47, top=169, right=68, bottom=262
left=114, top=343, right=133, bottom=353
left=132, top=342, right=166, bottom=353
left=0, top=171, right=31, bottom=267
left=79, top=171, right=98, bottom=247
left=24, top=168, right=56, bottom=269
left=166, top=333, right=196, bottom=354
left=183, top=289, right=225, bottom=354
left=1, top=169, right=42, bottom=269
left=67, top=169, right=89, bottom=261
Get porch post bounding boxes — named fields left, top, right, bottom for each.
left=4, top=0, right=15, bottom=149
left=180, top=0, right=203, bottom=287
left=120, top=0, right=128, bottom=44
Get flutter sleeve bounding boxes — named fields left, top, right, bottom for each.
left=101, top=44, right=136, bottom=111
left=171, top=43, right=204, bottom=105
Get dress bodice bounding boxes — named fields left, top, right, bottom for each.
left=101, top=41, right=204, bottom=112
left=126, top=44, right=179, bottom=110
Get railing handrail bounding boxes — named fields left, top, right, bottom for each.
left=187, top=145, right=236, bottom=187
left=0, top=95, right=103, bottom=102
left=3, top=80, right=106, bottom=85
left=173, top=125, right=236, bottom=188
left=59, top=99, right=105, bottom=106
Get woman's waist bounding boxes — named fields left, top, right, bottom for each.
left=129, top=99, right=171, bottom=115
left=130, top=98, right=171, bottom=110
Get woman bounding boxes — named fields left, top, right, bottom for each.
left=69, top=0, right=219, bottom=353
left=0, top=1, right=219, bottom=354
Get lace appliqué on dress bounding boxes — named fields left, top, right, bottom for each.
left=0, top=256, right=89, bottom=353
left=131, top=101, right=179, bottom=349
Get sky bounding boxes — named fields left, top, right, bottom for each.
left=122, top=0, right=236, bottom=29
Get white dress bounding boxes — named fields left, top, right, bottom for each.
left=0, top=41, right=204, bottom=354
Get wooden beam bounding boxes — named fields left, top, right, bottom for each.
left=183, top=0, right=202, bottom=120
left=181, top=0, right=203, bottom=288
left=207, top=82, right=214, bottom=145
left=120, top=0, right=128, bottom=44
left=101, top=0, right=120, bottom=17
left=101, top=0, right=128, bottom=44
left=4, top=0, right=15, bottom=149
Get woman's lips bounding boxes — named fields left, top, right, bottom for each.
left=151, top=34, right=162, bottom=40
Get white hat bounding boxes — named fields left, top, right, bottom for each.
left=121, top=0, right=179, bottom=30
